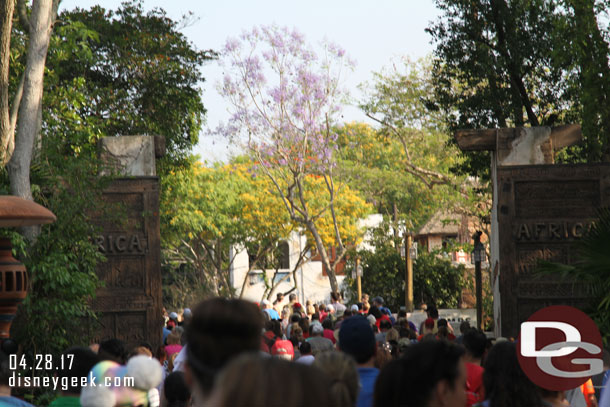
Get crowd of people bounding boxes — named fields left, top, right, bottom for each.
left=0, top=291, right=609, bottom=407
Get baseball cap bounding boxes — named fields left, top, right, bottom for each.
left=271, top=340, right=294, bottom=361
left=169, top=312, right=178, bottom=320
left=373, top=296, right=384, bottom=305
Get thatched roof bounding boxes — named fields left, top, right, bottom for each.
left=417, top=211, right=461, bottom=236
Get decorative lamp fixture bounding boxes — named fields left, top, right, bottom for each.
left=470, top=236, right=485, bottom=264
left=409, top=242, right=418, bottom=260
left=0, top=196, right=56, bottom=339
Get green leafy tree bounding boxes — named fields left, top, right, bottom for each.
left=354, top=58, right=491, bottom=251
left=46, top=0, right=216, bottom=171
left=360, top=58, right=460, bottom=186
left=336, top=121, right=459, bottom=240
left=427, top=0, right=610, bottom=178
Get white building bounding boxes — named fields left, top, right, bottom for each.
left=230, top=214, right=383, bottom=304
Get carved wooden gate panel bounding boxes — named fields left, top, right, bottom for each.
left=497, top=164, right=610, bottom=337
left=91, top=177, right=162, bottom=350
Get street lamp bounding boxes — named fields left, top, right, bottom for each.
left=471, top=231, right=485, bottom=330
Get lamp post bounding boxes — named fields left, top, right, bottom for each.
left=0, top=196, right=56, bottom=339
left=471, top=231, right=485, bottom=330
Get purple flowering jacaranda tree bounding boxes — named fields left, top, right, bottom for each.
left=216, top=25, right=355, bottom=293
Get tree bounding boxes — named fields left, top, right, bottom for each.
left=0, top=0, right=60, bottom=242
left=162, top=161, right=259, bottom=297
left=359, top=58, right=460, bottom=188
left=47, top=0, right=216, bottom=172
left=216, top=25, right=358, bottom=293
left=355, top=59, right=490, bottom=246
left=427, top=0, right=610, bottom=178
left=336, top=121, right=459, bottom=242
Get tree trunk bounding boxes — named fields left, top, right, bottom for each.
left=307, top=220, right=339, bottom=293
left=0, top=0, right=14, bottom=165
left=8, top=0, right=56, bottom=240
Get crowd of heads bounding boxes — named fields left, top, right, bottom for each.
left=3, top=295, right=609, bottom=407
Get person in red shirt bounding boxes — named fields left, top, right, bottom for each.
left=319, top=304, right=328, bottom=322
left=462, top=329, right=487, bottom=407
left=321, top=318, right=336, bottom=344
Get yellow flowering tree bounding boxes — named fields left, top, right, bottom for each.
left=161, top=157, right=371, bottom=300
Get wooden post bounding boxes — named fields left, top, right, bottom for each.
left=406, top=234, right=414, bottom=312
left=475, top=258, right=483, bottom=330
left=356, top=257, right=362, bottom=303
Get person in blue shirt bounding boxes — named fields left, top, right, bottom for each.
left=262, top=299, right=280, bottom=320
left=338, top=316, right=379, bottom=407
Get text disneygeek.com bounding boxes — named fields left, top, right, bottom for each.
left=10, top=372, right=135, bottom=391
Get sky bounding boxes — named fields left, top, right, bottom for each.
left=58, top=0, right=441, bottom=162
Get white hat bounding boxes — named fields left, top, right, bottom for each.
left=350, top=304, right=359, bottom=312
left=169, top=312, right=178, bottom=320
left=183, top=308, right=192, bottom=318
left=327, top=304, right=335, bottom=313
left=366, top=315, right=376, bottom=326
left=261, top=299, right=271, bottom=307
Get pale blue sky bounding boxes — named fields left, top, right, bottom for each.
left=59, top=0, right=440, bottom=162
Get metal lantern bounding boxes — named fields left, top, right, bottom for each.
left=409, top=242, right=418, bottom=260
left=0, top=196, right=56, bottom=339
left=471, top=240, right=485, bottom=264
